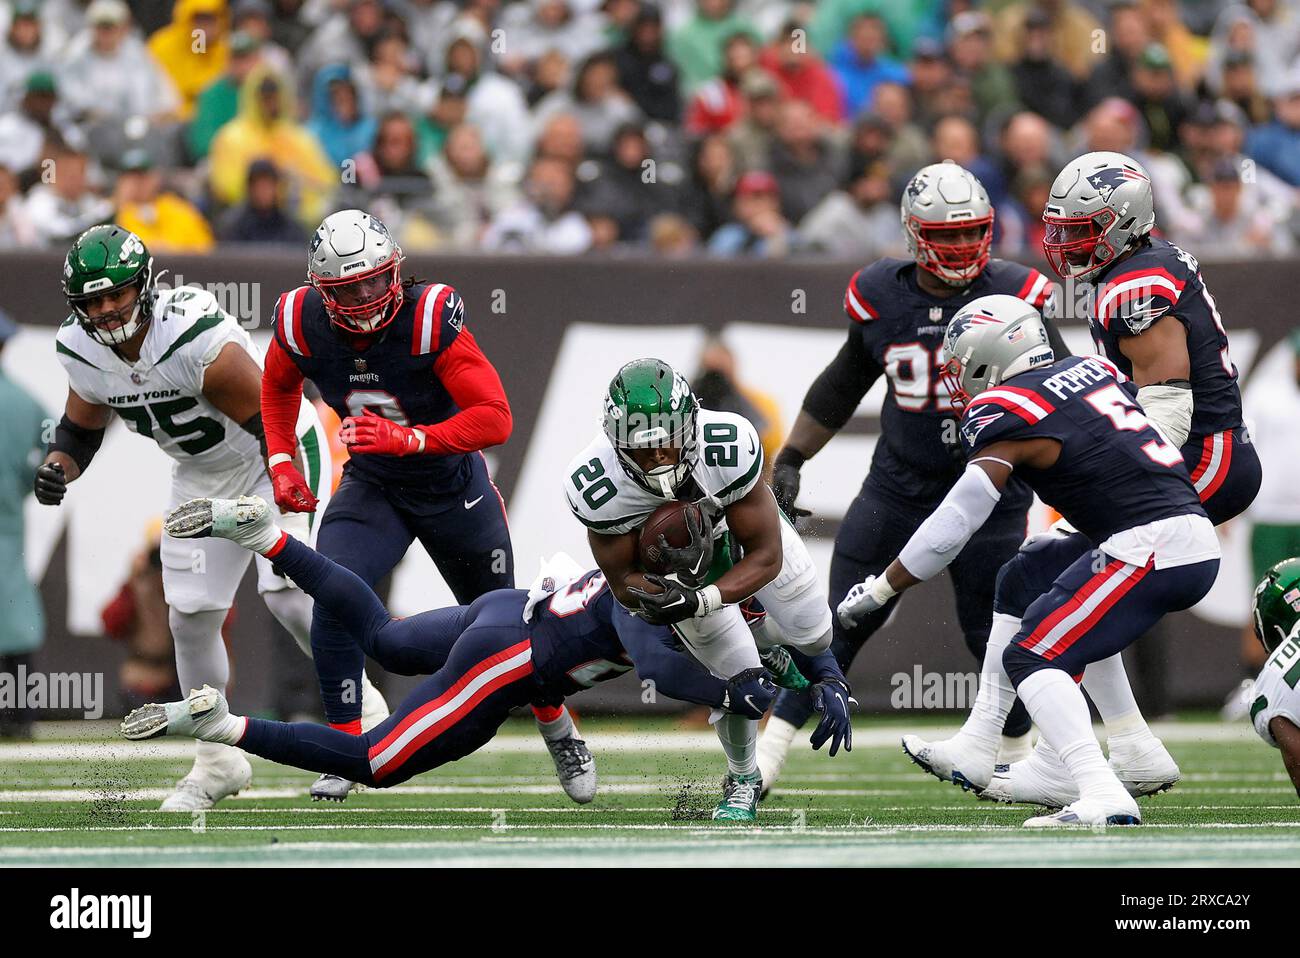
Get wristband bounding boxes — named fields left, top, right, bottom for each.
left=695, top=584, right=723, bottom=617
left=869, top=575, right=897, bottom=606
left=268, top=453, right=294, bottom=469
left=774, top=447, right=806, bottom=470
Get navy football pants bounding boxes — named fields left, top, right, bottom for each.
left=1003, top=548, right=1218, bottom=685
left=241, top=536, right=536, bottom=786
left=994, top=425, right=1259, bottom=621
left=310, top=452, right=515, bottom=726
left=772, top=480, right=1033, bottom=737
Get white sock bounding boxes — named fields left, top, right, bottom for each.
left=760, top=716, right=798, bottom=753
left=715, top=713, right=759, bottom=778
left=536, top=705, right=576, bottom=742
left=169, top=608, right=230, bottom=694
left=194, top=716, right=247, bottom=748
left=952, top=612, right=1021, bottom=762
left=262, top=587, right=315, bottom=659
left=1018, top=668, right=1125, bottom=801
left=1080, top=653, right=1155, bottom=750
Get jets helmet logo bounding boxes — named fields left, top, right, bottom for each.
left=1086, top=166, right=1147, bottom=202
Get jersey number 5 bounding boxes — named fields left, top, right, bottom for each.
left=1085, top=384, right=1183, bottom=467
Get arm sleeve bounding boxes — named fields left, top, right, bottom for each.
left=261, top=336, right=306, bottom=462
left=801, top=323, right=883, bottom=430
left=788, top=647, right=848, bottom=686
left=416, top=328, right=513, bottom=454
left=1136, top=382, right=1193, bottom=449
left=897, top=463, right=1002, bottom=581
left=613, top=609, right=729, bottom=708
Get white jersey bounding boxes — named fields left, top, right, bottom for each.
left=55, top=285, right=315, bottom=495
left=563, top=408, right=764, bottom=536
left=1251, top=622, right=1300, bottom=748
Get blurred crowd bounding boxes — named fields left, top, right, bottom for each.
left=0, top=0, right=1298, bottom=258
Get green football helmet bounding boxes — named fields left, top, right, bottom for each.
left=1252, top=558, right=1300, bottom=653
left=62, top=225, right=155, bottom=346
left=602, top=358, right=699, bottom=497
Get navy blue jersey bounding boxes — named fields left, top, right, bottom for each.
left=846, top=257, right=1053, bottom=501
left=273, top=282, right=470, bottom=488
left=1089, top=238, right=1243, bottom=438
left=959, top=355, right=1206, bottom=543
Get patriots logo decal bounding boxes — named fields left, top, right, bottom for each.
left=961, top=406, right=1004, bottom=446
left=1086, top=166, right=1148, bottom=202
left=905, top=176, right=926, bottom=201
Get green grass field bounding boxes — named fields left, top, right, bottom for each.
left=1, top=715, right=1296, bottom=867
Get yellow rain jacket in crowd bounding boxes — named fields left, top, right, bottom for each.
left=208, top=65, right=336, bottom=226
left=148, top=0, right=230, bottom=120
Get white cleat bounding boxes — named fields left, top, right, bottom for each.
left=900, top=734, right=994, bottom=793
left=1023, top=793, right=1141, bottom=828
left=159, top=749, right=253, bottom=811
left=545, top=733, right=597, bottom=804
left=1110, top=738, right=1181, bottom=798
left=756, top=717, right=797, bottom=798
left=310, top=773, right=356, bottom=803
left=996, top=731, right=1033, bottom=766
left=982, top=738, right=1078, bottom=808
left=165, top=495, right=281, bottom=554
left=121, top=685, right=232, bottom=742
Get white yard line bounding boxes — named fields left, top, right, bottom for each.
left=0, top=720, right=1258, bottom=762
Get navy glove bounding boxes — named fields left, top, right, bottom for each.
left=721, top=667, right=777, bottom=720
left=810, top=678, right=853, bottom=756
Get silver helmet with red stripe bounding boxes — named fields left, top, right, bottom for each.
left=941, top=294, right=1055, bottom=407
left=1042, top=151, right=1155, bottom=281
left=308, top=209, right=405, bottom=334
left=901, top=161, right=994, bottom=287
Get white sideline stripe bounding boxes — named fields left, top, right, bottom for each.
left=0, top=719, right=1258, bottom=763
left=0, top=785, right=923, bottom=802
left=369, top=644, right=533, bottom=776
left=5, top=822, right=1300, bottom=834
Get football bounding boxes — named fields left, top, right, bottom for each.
left=637, top=500, right=704, bottom=575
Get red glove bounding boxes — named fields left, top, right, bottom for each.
left=340, top=414, right=426, bottom=456
left=269, top=458, right=319, bottom=513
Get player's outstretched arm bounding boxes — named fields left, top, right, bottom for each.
left=35, top=387, right=111, bottom=505
left=1272, top=717, right=1300, bottom=800
left=202, top=340, right=267, bottom=447
left=837, top=439, right=1054, bottom=627
left=261, top=337, right=317, bottom=512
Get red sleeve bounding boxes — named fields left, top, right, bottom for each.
left=262, top=335, right=306, bottom=461
left=416, top=328, right=513, bottom=455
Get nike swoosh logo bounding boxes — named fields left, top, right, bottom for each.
left=690, top=551, right=707, bottom=576
left=464, top=495, right=484, bottom=509
left=744, top=694, right=757, bottom=712
left=660, top=596, right=687, bottom=610
left=748, top=436, right=756, bottom=456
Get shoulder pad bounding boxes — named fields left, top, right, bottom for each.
left=155, top=285, right=223, bottom=323
left=960, top=385, right=1054, bottom=453
left=410, top=283, right=464, bottom=356
left=1096, top=247, right=1191, bottom=335
left=274, top=286, right=317, bottom=357
left=843, top=259, right=903, bottom=323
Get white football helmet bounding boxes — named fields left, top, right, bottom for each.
left=1042, top=151, right=1155, bottom=281
left=941, top=294, right=1055, bottom=406
left=901, top=161, right=994, bottom=286
left=307, top=209, right=405, bottom=333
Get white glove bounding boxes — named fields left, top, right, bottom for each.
left=836, top=574, right=897, bottom=628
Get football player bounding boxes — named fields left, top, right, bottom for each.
left=918, top=151, right=1262, bottom=807
left=120, top=495, right=853, bottom=796
left=758, top=162, right=1065, bottom=791
left=563, top=358, right=852, bottom=821
left=839, top=295, right=1220, bottom=826
left=32, top=225, right=390, bottom=810
left=259, top=210, right=590, bottom=803
left=1247, top=559, right=1300, bottom=799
